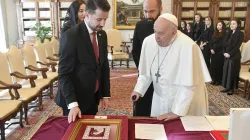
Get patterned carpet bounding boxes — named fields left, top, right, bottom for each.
left=6, top=68, right=250, bottom=140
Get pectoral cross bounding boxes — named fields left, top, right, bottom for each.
left=155, top=70, right=161, bottom=83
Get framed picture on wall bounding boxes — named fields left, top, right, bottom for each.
left=114, top=0, right=144, bottom=30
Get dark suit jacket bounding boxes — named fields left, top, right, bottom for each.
left=55, top=22, right=110, bottom=113
left=132, top=19, right=154, bottom=68
left=179, top=27, right=187, bottom=34
left=209, top=32, right=226, bottom=53
left=201, top=26, right=214, bottom=43
left=223, top=29, right=244, bottom=60
left=186, top=30, right=194, bottom=40
left=193, top=21, right=205, bottom=44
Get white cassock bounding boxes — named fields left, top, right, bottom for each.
left=134, top=30, right=212, bottom=117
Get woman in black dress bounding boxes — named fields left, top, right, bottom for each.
left=210, top=21, right=226, bottom=86
left=186, top=22, right=193, bottom=40
left=221, top=19, right=244, bottom=95
left=179, top=21, right=187, bottom=33
left=200, top=16, right=214, bottom=69
left=61, top=0, right=86, bottom=34
left=193, top=13, right=205, bottom=45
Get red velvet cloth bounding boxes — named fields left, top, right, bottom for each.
left=32, top=117, right=214, bottom=140
left=31, top=116, right=128, bottom=140
left=128, top=118, right=214, bottom=140
left=31, top=116, right=69, bottom=140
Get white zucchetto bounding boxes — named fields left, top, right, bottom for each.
left=159, top=13, right=178, bottom=27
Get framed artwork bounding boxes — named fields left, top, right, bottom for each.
left=114, top=0, right=144, bottom=30
left=62, top=119, right=122, bottom=140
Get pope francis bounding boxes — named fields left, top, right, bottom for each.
left=131, top=13, right=211, bottom=121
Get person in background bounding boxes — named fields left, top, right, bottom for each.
left=200, top=16, right=214, bottom=69
left=209, top=21, right=226, bottom=86
left=193, top=13, right=205, bottom=45
left=186, top=22, right=194, bottom=40
left=61, top=0, right=86, bottom=34
left=132, top=0, right=162, bottom=116
left=179, top=21, right=187, bottom=33
left=221, top=19, right=244, bottom=95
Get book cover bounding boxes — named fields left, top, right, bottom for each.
left=210, top=130, right=228, bottom=140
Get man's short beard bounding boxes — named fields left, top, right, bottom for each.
left=146, top=11, right=161, bottom=22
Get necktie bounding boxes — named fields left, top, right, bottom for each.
left=91, top=32, right=99, bottom=93
left=92, top=32, right=99, bottom=62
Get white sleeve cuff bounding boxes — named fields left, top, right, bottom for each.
left=134, top=75, right=152, bottom=97
left=68, top=102, right=78, bottom=109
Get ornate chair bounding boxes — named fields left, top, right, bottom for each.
left=241, top=40, right=250, bottom=62
left=7, top=46, right=51, bottom=89
left=240, top=42, right=245, bottom=53
left=21, top=43, right=58, bottom=98
left=44, top=39, right=59, bottom=62
left=0, top=100, right=23, bottom=140
left=50, top=37, right=59, bottom=57
left=239, top=60, right=250, bottom=98
left=106, top=29, right=130, bottom=69
left=34, top=40, right=58, bottom=73
left=0, top=51, right=41, bottom=125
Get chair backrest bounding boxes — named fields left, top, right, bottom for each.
left=35, top=38, right=41, bottom=46
left=44, top=41, right=54, bottom=58
left=21, top=43, right=39, bottom=74
left=240, top=42, right=245, bottom=53
left=241, top=40, right=250, bottom=62
left=35, top=42, right=48, bottom=62
left=106, top=29, right=122, bottom=51
left=0, top=52, right=13, bottom=85
left=6, top=46, right=27, bottom=82
left=44, top=39, right=50, bottom=43
left=51, top=36, right=59, bottom=54
left=42, top=40, right=57, bottom=63
left=7, top=46, right=26, bottom=75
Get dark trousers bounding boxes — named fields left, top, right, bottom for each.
left=222, top=58, right=240, bottom=90
left=202, top=44, right=211, bottom=69
left=62, top=97, right=98, bottom=116
left=133, top=83, right=154, bottom=116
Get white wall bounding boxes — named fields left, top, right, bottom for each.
left=4, top=0, right=18, bottom=46
left=105, top=0, right=172, bottom=42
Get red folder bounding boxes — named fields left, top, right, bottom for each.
left=210, top=130, right=228, bottom=140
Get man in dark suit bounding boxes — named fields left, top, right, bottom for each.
left=132, top=0, right=162, bottom=116
left=55, top=0, right=111, bottom=123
